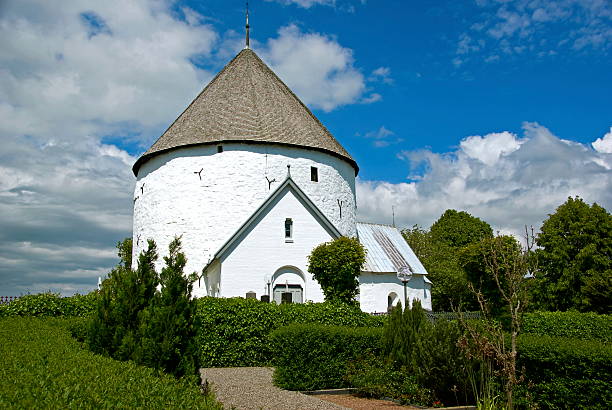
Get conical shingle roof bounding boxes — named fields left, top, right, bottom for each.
left=133, top=48, right=358, bottom=175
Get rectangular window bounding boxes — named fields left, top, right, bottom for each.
left=285, top=218, right=293, bottom=239
left=311, top=166, right=318, bottom=182
left=217, top=145, right=223, bottom=153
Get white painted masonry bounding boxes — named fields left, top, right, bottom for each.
left=132, top=143, right=356, bottom=297
left=359, top=272, right=432, bottom=313
left=218, top=187, right=332, bottom=302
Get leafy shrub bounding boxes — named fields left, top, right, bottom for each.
left=1, top=292, right=98, bottom=317
left=194, top=297, right=383, bottom=367
left=269, top=323, right=383, bottom=390
left=517, top=334, right=612, bottom=409
left=308, top=236, right=366, bottom=303
left=523, top=311, right=612, bottom=342
left=383, top=302, right=473, bottom=405
left=346, top=354, right=433, bottom=406
left=0, top=317, right=221, bottom=409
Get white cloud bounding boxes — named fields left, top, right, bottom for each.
left=460, top=131, right=524, bottom=165
left=357, top=123, right=612, bottom=237
left=456, top=0, right=612, bottom=63
left=369, top=67, right=393, bottom=84
left=593, top=127, right=612, bottom=153
left=0, top=0, right=217, bottom=145
left=363, top=126, right=402, bottom=148
left=0, top=0, right=219, bottom=295
left=266, top=0, right=335, bottom=8
left=260, top=24, right=368, bottom=112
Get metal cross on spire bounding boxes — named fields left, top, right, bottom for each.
left=245, top=1, right=250, bottom=49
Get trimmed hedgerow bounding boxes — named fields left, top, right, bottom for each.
left=269, top=324, right=383, bottom=391
left=517, top=334, right=612, bottom=409
left=0, top=317, right=220, bottom=409
left=1, top=292, right=98, bottom=318
left=194, top=297, right=383, bottom=367
left=523, top=311, right=612, bottom=342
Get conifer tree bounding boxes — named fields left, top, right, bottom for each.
left=136, top=237, right=198, bottom=380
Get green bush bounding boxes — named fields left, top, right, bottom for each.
left=523, top=311, right=612, bottom=342
left=0, top=317, right=221, bottom=409
left=517, top=334, right=612, bottom=409
left=346, top=354, right=433, bottom=406
left=194, top=297, right=383, bottom=367
left=269, top=323, right=383, bottom=390
left=383, top=302, right=473, bottom=405
left=1, top=292, right=98, bottom=317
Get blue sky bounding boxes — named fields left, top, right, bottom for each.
left=0, top=0, right=610, bottom=295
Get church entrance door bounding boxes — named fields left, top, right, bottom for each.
left=273, top=284, right=303, bottom=304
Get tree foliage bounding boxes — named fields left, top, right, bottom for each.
left=534, top=197, right=612, bottom=313
left=459, top=235, right=522, bottom=318
left=403, top=209, right=493, bottom=311
left=88, top=237, right=199, bottom=381
left=308, top=236, right=366, bottom=304
left=430, top=209, right=493, bottom=249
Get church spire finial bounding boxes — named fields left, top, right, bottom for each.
left=245, top=1, right=250, bottom=49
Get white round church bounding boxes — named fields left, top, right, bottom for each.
left=132, top=47, right=431, bottom=312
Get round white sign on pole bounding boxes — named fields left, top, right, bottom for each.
left=397, top=266, right=413, bottom=283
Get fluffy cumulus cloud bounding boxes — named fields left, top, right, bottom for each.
left=357, top=123, right=612, bottom=236
left=0, top=0, right=217, bottom=295
left=592, top=127, right=612, bottom=154
left=260, top=25, right=371, bottom=111
left=455, top=0, right=612, bottom=64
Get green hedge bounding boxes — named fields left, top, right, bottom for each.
left=194, top=297, right=383, bottom=367
left=0, top=317, right=220, bottom=409
left=517, top=334, right=612, bottom=409
left=269, top=324, right=383, bottom=391
left=1, top=292, right=98, bottom=318
left=523, top=311, right=612, bottom=342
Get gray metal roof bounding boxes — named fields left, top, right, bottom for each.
left=133, top=48, right=357, bottom=175
left=357, top=222, right=428, bottom=275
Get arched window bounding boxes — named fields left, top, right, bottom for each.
left=387, top=292, right=400, bottom=312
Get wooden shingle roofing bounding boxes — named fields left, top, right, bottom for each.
left=132, top=48, right=358, bottom=175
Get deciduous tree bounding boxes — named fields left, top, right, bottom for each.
left=308, top=237, right=366, bottom=304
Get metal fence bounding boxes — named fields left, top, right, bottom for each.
left=0, top=296, right=19, bottom=305
left=371, top=310, right=482, bottom=321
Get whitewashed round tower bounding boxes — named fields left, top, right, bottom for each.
left=132, top=47, right=358, bottom=300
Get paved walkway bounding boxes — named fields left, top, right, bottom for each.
left=200, top=367, right=347, bottom=410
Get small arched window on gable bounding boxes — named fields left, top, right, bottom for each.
left=285, top=218, right=293, bottom=242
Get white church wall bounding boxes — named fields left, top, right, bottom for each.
left=359, top=272, right=432, bottom=313
left=218, top=187, right=331, bottom=302
left=131, top=143, right=356, bottom=279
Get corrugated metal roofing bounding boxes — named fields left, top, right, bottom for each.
left=133, top=48, right=357, bottom=175
left=357, top=222, right=428, bottom=276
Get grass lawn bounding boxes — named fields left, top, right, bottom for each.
left=0, top=317, right=222, bottom=409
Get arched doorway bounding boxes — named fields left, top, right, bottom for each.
left=271, top=266, right=305, bottom=304
left=387, top=292, right=400, bottom=312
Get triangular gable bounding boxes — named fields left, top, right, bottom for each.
left=206, top=175, right=341, bottom=266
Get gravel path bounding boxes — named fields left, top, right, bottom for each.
left=200, top=367, right=347, bottom=410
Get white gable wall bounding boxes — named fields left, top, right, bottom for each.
left=217, top=187, right=333, bottom=302
left=359, top=272, right=432, bottom=313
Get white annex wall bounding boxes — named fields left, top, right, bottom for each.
left=217, top=187, right=333, bottom=301
left=131, top=143, right=356, bottom=279
left=359, top=273, right=432, bottom=313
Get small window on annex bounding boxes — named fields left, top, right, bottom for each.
left=311, top=166, right=318, bottom=182
left=217, top=145, right=223, bottom=153
left=285, top=218, right=293, bottom=239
